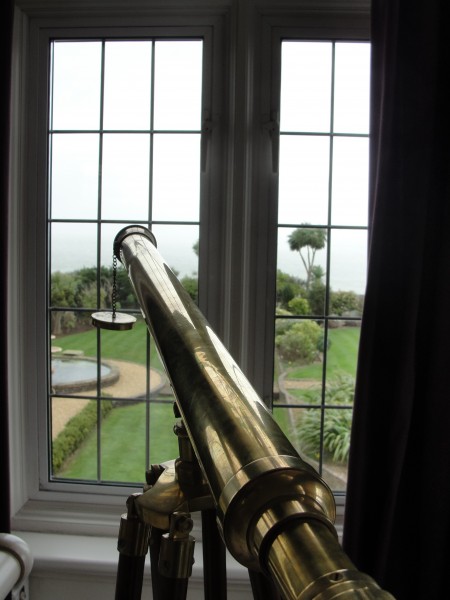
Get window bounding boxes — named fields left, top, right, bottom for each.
left=9, top=1, right=370, bottom=534
left=48, top=39, right=203, bottom=484
left=273, top=41, right=370, bottom=494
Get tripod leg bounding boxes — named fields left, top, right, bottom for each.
left=202, top=509, right=227, bottom=600
left=149, top=527, right=165, bottom=600
left=115, top=555, right=147, bottom=600
left=150, top=515, right=195, bottom=600
left=150, top=527, right=189, bottom=600
left=115, top=494, right=150, bottom=600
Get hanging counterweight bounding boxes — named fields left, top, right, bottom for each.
left=91, top=311, right=136, bottom=331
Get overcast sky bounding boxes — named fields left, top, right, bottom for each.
left=49, top=39, right=370, bottom=293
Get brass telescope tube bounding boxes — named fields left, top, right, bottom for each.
left=114, top=225, right=394, bottom=600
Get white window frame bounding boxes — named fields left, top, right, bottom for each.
left=264, top=27, right=371, bottom=516
left=9, top=0, right=231, bottom=536
left=9, top=0, right=369, bottom=541
left=230, top=4, right=370, bottom=524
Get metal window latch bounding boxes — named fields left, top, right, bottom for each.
left=263, top=111, right=280, bottom=173
left=201, top=110, right=214, bottom=172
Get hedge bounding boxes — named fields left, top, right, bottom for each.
left=52, top=400, right=113, bottom=473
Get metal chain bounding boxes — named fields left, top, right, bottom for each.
left=112, top=254, right=117, bottom=319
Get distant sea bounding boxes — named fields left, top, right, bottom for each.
left=51, top=229, right=367, bottom=294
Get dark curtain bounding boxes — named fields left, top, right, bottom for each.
left=343, top=1, right=450, bottom=599
left=0, top=0, right=14, bottom=535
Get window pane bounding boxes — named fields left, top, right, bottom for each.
left=325, top=325, right=361, bottom=382
left=278, top=136, right=330, bottom=225
left=103, top=41, right=152, bottom=131
left=50, top=134, right=99, bottom=219
left=154, top=41, right=203, bottom=130
left=100, top=223, right=117, bottom=273
left=321, top=408, right=353, bottom=493
left=51, top=222, right=97, bottom=276
left=151, top=224, right=199, bottom=283
left=47, top=36, right=204, bottom=487
left=274, top=318, right=325, bottom=403
left=277, top=40, right=369, bottom=492
left=152, top=134, right=200, bottom=221
left=331, top=136, right=369, bottom=226
left=50, top=312, right=98, bottom=356
left=277, top=226, right=327, bottom=308
left=101, top=133, right=150, bottom=220
left=101, top=223, right=139, bottom=310
left=329, top=229, right=367, bottom=299
left=51, top=398, right=98, bottom=480
left=51, top=355, right=102, bottom=396
left=280, top=42, right=332, bottom=133
left=51, top=41, right=102, bottom=130
left=50, top=320, right=150, bottom=482
left=101, top=400, right=148, bottom=483
left=334, top=43, right=370, bottom=134
left=100, top=321, right=148, bottom=392
left=150, top=401, right=179, bottom=465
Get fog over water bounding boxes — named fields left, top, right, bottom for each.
left=52, top=225, right=367, bottom=294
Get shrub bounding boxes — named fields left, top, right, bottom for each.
left=275, top=320, right=322, bottom=364
left=52, top=400, right=113, bottom=473
left=274, top=310, right=296, bottom=338
left=288, top=296, right=311, bottom=315
left=298, top=375, right=355, bottom=463
left=300, top=408, right=353, bottom=463
left=330, top=290, right=362, bottom=316
left=276, top=270, right=305, bottom=308
left=326, top=374, right=356, bottom=404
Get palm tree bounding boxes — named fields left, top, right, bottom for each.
left=288, top=225, right=327, bottom=290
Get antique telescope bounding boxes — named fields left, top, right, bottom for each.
left=106, top=225, right=394, bottom=600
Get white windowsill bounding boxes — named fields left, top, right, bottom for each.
left=15, top=530, right=253, bottom=599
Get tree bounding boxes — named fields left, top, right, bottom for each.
left=308, top=279, right=326, bottom=316
left=276, top=270, right=304, bottom=308
left=50, top=271, right=77, bottom=335
left=288, top=226, right=327, bottom=291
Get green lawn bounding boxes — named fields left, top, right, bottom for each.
left=58, top=401, right=179, bottom=482
left=54, top=319, right=163, bottom=367
left=54, top=321, right=173, bottom=482
left=286, top=326, right=360, bottom=380
left=54, top=323, right=360, bottom=482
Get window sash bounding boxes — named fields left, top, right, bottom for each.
left=47, top=38, right=205, bottom=486
left=273, top=40, right=369, bottom=494
left=11, top=19, right=226, bottom=510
